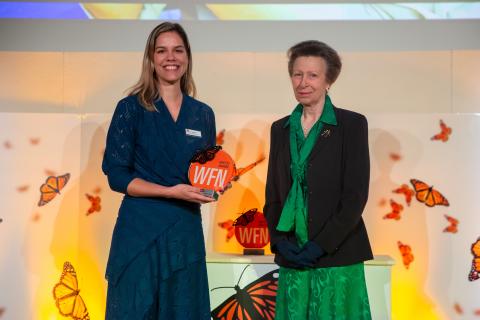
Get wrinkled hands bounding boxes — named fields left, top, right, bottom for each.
left=168, top=184, right=216, bottom=204
left=276, top=240, right=326, bottom=269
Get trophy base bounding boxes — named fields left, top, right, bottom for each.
left=199, top=188, right=218, bottom=200
left=243, top=248, right=265, bottom=255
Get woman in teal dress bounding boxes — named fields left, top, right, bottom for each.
left=264, top=41, right=373, bottom=319
left=102, top=22, right=216, bottom=319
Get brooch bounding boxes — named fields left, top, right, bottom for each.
left=321, top=129, right=331, bottom=138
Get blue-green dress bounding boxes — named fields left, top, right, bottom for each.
left=102, top=94, right=216, bottom=319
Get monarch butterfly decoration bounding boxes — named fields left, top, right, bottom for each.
left=31, top=213, right=41, bottom=222
left=392, top=184, right=414, bottom=206
left=29, top=137, right=40, bottom=145
left=378, top=198, right=387, bottom=207
left=190, top=145, right=222, bottom=164
left=443, top=214, right=459, bottom=233
left=211, top=265, right=278, bottom=320
left=233, top=156, right=266, bottom=181
left=389, top=152, right=402, bottom=161
left=44, top=169, right=57, bottom=176
left=410, top=179, right=449, bottom=207
left=216, top=129, right=225, bottom=146
left=3, top=140, right=12, bottom=149
left=38, top=173, right=71, bottom=206
left=233, top=208, right=258, bottom=227
left=53, top=261, right=90, bottom=320
left=17, top=185, right=29, bottom=193
left=383, top=199, right=404, bottom=221
left=92, top=186, right=102, bottom=194
left=454, top=303, right=463, bottom=315
left=218, top=219, right=235, bottom=242
left=398, top=241, right=414, bottom=269
left=431, top=119, right=452, bottom=142
left=85, top=193, right=101, bottom=215
left=468, top=237, right=480, bottom=281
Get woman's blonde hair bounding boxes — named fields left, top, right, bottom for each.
left=128, top=22, right=196, bottom=111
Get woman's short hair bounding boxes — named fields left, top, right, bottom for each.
left=287, top=40, right=342, bottom=84
left=128, top=22, right=196, bottom=111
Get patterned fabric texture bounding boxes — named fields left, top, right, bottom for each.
left=105, top=212, right=211, bottom=320
left=275, top=263, right=371, bottom=320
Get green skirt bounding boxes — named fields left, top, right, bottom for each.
left=275, top=263, right=371, bottom=320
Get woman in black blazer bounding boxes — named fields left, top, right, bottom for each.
left=264, top=40, right=373, bottom=319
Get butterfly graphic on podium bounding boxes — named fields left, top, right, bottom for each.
left=211, top=265, right=278, bottom=320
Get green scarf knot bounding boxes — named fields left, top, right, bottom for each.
left=276, top=95, right=337, bottom=246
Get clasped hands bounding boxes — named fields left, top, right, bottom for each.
left=276, top=239, right=325, bottom=269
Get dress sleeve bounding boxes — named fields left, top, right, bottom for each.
left=102, top=99, right=139, bottom=194
left=313, top=114, right=370, bottom=254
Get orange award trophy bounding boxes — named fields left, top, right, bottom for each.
left=188, top=146, right=235, bottom=199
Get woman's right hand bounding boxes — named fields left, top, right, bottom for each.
left=168, top=184, right=216, bottom=204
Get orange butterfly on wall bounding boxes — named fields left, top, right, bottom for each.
left=431, top=119, right=452, bottom=142
left=29, top=137, right=40, bottom=145
left=53, top=261, right=90, bottom=320
left=218, top=220, right=235, bottom=242
left=392, top=184, right=414, bottom=206
left=3, top=141, right=12, bottom=149
left=383, top=199, right=404, bottom=221
left=443, top=214, right=458, bottom=233
left=389, top=152, right=402, bottom=161
left=233, top=155, right=265, bottom=181
left=216, top=129, right=225, bottom=146
left=38, top=173, right=70, bottom=206
left=378, top=198, right=387, bottom=207
left=398, top=241, right=414, bottom=269
left=454, top=303, right=463, bottom=315
left=211, top=265, right=278, bottom=320
left=17, top=185, right=29, bottom=193
left=410, top=179, right=449, bottom=207
left=44, top=169, right=57, bottom=176
left=474, top=309, right=480, bottom=316
left=85, top=193, right=101, bottom=216
left=468, top=237, right=480, bottom=281
left=0, top=307, right=5, bottom=317
left=31, top=213, right=41, bottom=222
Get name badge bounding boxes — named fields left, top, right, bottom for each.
left=186, top=128, right=202, bottom=138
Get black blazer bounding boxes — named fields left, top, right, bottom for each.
left=264, top=106, right=373, bottom=268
